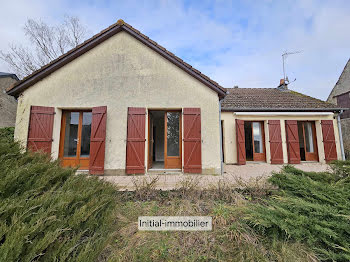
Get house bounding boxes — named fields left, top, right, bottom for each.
left=0, top=72, right=18, bottom=127
left=327, top=59, right=350, bottom=156
left=6, top=20, right=225, bottom=175
left=221, top=81, right=344, bottom=165
left=6, top=20, right=344, bottom=176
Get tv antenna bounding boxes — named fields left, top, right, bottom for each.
left=282, top=50, right=302, bottom=84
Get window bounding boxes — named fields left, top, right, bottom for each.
left=336, top=92, right=350, bottom=119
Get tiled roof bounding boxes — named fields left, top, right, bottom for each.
left=221, top=88, right=341, bottom=112
left=6, top=19, right=226, bottom=97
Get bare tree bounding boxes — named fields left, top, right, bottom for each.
left=0, top=15, right=88, bottom=79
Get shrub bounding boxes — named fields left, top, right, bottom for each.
left=0, top=128, right=117, bottom=261
left=246, top=165, right=350, bottom=261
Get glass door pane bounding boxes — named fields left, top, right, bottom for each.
left=80, top=112, right=92, bottom=157
left=253, top=122, right=263, bottom=153
left=166, top=112, right=180, bottom=156
left=63, top=112, right=79, bottom=157
left=304, top=122, right=314, bottom=153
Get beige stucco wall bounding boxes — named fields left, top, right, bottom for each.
left=14, top=31, right=221, bottom=174
left=221, top=112, right=342, bottom=164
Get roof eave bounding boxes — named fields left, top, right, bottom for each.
left=221, top=107, right=344, bottom=112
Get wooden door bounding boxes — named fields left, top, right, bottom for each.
left=125, top=107, right=146, bottom=174
left=183, top=108, right=202, bottom=173
left=59, top=111, right=92, bottom=169
left=301, top=122, right=318, bottom=161
left=251, top=122, right=266, bottom=161
left=164, top=110, right=182, bottom=169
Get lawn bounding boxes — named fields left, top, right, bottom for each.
left=0, top=127, right=349, bottom=261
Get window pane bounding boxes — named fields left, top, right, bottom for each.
left=167, top=112, right=180, bottom=156
left=63, top=112, right=79, bottom=157
left=80, top=112, right=92, bottom=157
left=304, top=122, right=314, bottom=153
left=253, top=122, right=263, bottom=153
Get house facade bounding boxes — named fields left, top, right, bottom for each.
left=7, top=20, right=344, bottom=176
left=7, top=20, right=225, bottom=175
left=221, top=86, right=343, bottom=165
left=327, top=59, right=350, bottom=156
left=0, top=72, right=18, bottom=127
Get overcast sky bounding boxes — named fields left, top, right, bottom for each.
left=1, top=0, right=349, bottom=100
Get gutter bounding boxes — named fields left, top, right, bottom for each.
left=222, top=108, right=343, bottom=112
left=337, top=110, right=346, bottom=160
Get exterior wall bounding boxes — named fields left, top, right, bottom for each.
left=221, top=112, right=342, bottom=164
left=327, top=59, right=350, bottom=156
left=0, top=77, right=17, bottom=127
left=14, top=31, right=221, bottom=174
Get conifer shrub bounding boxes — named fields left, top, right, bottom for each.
left=0, top=128, right=117, bottom=261
left=246, top=165, right=350, bottom=261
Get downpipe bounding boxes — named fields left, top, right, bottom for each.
left=337, top=110, right=346, bottom=160
left=219, top=99, right=224, bottom=175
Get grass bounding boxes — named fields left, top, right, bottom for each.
left=1, top=127, right=349, bottom=261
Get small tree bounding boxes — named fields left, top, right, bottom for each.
left=0, top=16, right=88, bottom=79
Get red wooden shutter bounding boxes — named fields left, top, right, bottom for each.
left=268, top=120, right=283, bottom=164
left=27, top=106, right=55, bottom=154
left=236, top=119, right=246, bottom=165
left=321, top=120, right=338, bottom=162
left=285, top=120, right=301, bottom=164
left=126, top=107, right=146, bottom=174
left=183, top=108, right=202, bottom=173
left=89, top=106, right=107, bottom=175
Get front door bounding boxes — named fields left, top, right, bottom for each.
left=59, top=111, right=92, bottom=169
left=298, top=121, right=318, bottom=161
left=164, top=111, right=182, bottom=169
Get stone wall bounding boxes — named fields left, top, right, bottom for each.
left=0, top=77, right=17, bottom=127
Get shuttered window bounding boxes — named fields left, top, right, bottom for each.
left=183, top=108, right=202, bottom=173
left=27, top=106, right=55, bottom=154
left=285, top=120, right=301, bottom=164
left=236, top=119, right=246, bottom=165
left=89, top=106, right=107, bottom=175
left=268, top=120, right=283, bottom=164
left=321, top=120, right=338, bottom=162
left=125, top=107, right=146, bottom=174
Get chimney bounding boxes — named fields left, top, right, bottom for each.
left=233, top=85, right=239, bottom=88
left=277, top=78, right=288, bottom=91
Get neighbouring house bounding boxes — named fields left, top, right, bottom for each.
left=6, top=20, right=344, bottom=176
left=0, top=72, right=18, bottom=127
left=221, top=81, right=343, bottom=165
left=6, top=20, right=225, bottom=175
left=327, top=59, right=350, bottom=156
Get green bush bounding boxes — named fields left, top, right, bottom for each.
left=0, top=128, right=117, bottom=261
left=246, top=165, right=350, bottom=261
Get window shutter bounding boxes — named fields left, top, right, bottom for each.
left=336, top=93, right=350, bottom=119
left=183, top=108, right=202, bottom=173
left=285, top=120, right=301, bottom=164
left=27, top=106, right=55, bottom=154
left=89, top=106, right=107, bottom=175
left=126, top=107, right=146, bottom=174
left=321, top=120, right=338, bottom=162
left=268, top=120, right=283, bottom=164
left=236, top=119, right=246, bottom=165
